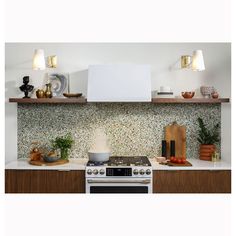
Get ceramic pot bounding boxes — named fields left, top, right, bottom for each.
left=199, top=144, right=216, bottom=161
left=211, top=91, right=219, bottom=99
left=181, top=91, right=195, bottom=99
left=88, top=152, right=110, bottom=162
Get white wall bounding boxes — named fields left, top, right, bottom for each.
left=5, top=43, right=231, bottom=163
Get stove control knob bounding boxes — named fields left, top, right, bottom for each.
left=87, top=169, right=92, bottom=175
left=93, top=169, right=98, bottom=175
left=139, top=169, right=145, bottom=175
left=99, top=169, right=105, bottom=175
left=133, top=169, right=139, bottom=175
left=146, top=169, right=151, bottom=175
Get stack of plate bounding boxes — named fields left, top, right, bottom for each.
left=155, top=86, right=174, bottom=98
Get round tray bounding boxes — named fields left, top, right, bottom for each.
left=63, top=93, right=82, bottom=98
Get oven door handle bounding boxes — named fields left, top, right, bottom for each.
left=87, top=179, right=151, bottom=184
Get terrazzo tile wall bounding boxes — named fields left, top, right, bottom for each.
left=17, top=103, right=221, bottom=159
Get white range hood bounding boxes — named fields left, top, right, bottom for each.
left=87, top=64, right=151, bottom=102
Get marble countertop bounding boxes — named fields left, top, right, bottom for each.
left=5, top=158, right=231, bottom=170
left=5, top=159, right=88, bottom=170
left=150, top=158, right=231, bottom=170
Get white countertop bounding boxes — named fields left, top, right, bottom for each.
left=150, top=158, right=231, bottom=170
left=5, top=158, right=88, bottom=170
left=5, top=158, right=231, bottom=170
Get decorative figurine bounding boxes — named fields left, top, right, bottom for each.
left=19, top=76, right=34, bottom=98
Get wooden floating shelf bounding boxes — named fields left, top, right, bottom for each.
left=151, top=98, right=230, bottom=104
left=9, top=97, right=230, bottom=104
left=9, top=97, right=87, bottom=104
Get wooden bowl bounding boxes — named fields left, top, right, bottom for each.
left=181, top=91, right=195, bottom=99
left=63, top=93, right=82, bottom=98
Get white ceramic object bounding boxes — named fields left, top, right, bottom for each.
left=159, top=86, right=171, bottom=92
left=200, top=86, right=215, bottom=98
left=88, top=152, right=110, bottom=162
left=155, top=156, right=166, bottom=162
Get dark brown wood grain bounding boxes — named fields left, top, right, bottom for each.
left=9, top=97, right=87, bottom=104
left=5, top=170, right=85, bottom=193
left=9, top=97, right=229, bottom=104
left=152, top=98, right=230, bottom=103
left=153, top=170, right=231, bottom=193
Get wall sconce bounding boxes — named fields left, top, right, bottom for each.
left=32, top=49, right=46, bottom=70
left=32, top=49, right=57, bottom=70
left=181, top=50, right=205, bottom=71
left=47, top=55, right=57, bottom=68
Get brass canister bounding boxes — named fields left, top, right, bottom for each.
left=36, top=89, right=45, bottom=98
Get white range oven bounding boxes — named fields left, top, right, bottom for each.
left=86, top=156, right=152, bottom=194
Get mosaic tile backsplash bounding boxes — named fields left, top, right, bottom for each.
left=17, top=103, right=221, bottom=159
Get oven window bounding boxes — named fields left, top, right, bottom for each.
left=90, top=186, right=148, bottom=193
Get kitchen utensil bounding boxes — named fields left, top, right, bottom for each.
left=165, top=122, right=186, bottom=158
left=166, top=160, right=192, bottom=167
left=170, top=140, right=175, bottom=156
left=181, top=91, right=195, bottom=99
left=161, top=140, right=167, bottom=157
left=63, top=93, right=82, bottom=98
left=88, top=152, right=110, bottom=162
left=29, top=159, right=69, bottom=166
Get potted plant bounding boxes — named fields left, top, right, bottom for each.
left=197, top=117, right=220, bottom=161
left=51, top=133, right=74, bottom=160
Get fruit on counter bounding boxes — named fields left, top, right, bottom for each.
left=170, top=157, right=186, bottom=164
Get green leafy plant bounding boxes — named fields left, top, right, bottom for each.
left=197, top=117, right=220, bottom=145
left=51, top=133, right=74, bottom=159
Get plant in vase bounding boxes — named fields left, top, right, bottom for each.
left=51, top=133, right=74, bottom=160
left=197, top=117, right=220, bottom=161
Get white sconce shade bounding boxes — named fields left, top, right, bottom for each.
left=192, top=50, right=205, bottom=71
left=33, top=49, right=46, bottom=70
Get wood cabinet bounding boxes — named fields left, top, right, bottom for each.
left=5, top=170, right=85, bottom=193
left=153, top=170, right=231, bottom=193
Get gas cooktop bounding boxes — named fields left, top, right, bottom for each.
left=87, top=156, right=151, bottom=167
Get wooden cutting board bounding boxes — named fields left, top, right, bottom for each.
left=29, top=159, right=69, bottom=166
left=165, top=122, right=186, bottom=158
left=167, top=160, right=192, bottom=167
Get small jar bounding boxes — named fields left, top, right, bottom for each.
left=211, top=151, right=220, bottom=162
left=211, top=91, right=219, bottom=99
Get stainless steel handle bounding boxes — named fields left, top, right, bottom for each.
left=87, top=179, right=151, bottom=184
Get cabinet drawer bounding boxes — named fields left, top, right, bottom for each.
left=153, top=170, right=231, bottom=193
left=5, top=170, right=85, bottom=193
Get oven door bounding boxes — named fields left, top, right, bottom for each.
left=86, top=178, right=152, bottom=194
